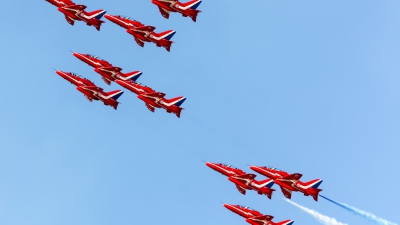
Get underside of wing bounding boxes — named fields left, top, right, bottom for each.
left=134, top=37, right=145, bottom=47
left=280, top=186, right=292, bottom=199
left=158, top=6, right=170, bottom=19
left=102, top=76, right=111, bottom=85
left=65, top=15, right=75, bottom=25
left=146, top=104, right=155, bottom=112
left=235, top=185, right=246, bottom=195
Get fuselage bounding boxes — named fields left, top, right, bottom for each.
left=46, top=0, right=75, bottom=7
left=224, top=204, right=262, bottom=219
left=73, top=52, right=112, bottom=68
left=115, top=80, right=154, bottom=95
left=56, top=70, right=94, bottom=87
left=250, top=166, right=289, bottom=179
left=206, top=162, right=245, bottom=177
left=104, top=14, right=144, bottom=29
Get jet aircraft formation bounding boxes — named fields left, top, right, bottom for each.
left=46, top=0, right=328, bottom=224
left=206, top=162, right=324, bottom=225
left=46, top=0, right=199, bottom=117
left=56, top=52, right=186, bottom=117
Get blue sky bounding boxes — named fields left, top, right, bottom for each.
left=0, top=0, right=399, bottom=224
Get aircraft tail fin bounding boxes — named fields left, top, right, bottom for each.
left=104, top=90, right=124, bottom=101
left=275, top=220, right=294, bottom=225
left=182, top=0, right=202, bottom=9
left=154, top=30, right=176, bottom=40
left=303, top=179, right=323, bottom=189
left=87, top=9, right=107, bottom=20
left=120, top=71, right=143, bottom=82
left=165, top=96, right=186, bottom=107
left=259, top=178, right=275, bottom=189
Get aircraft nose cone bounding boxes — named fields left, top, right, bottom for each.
left=104, top=14, right=112, bottom=20
left=249, top=166, right=260, bottom=171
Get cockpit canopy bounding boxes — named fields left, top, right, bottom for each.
left=220, top=163, right=239, bottom=169
left=88, top=54, right=104, bottom=60
left=117, top=15, right=138, bottom=21
left=238, top=205, right=258, bottom=212
left=262, top=166, right=283, bottom=172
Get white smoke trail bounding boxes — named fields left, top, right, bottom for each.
left=285, top=199, right=348, bottom=225
left=320, top=195, right=397, bottom=225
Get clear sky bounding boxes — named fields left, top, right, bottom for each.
left=0, top=0, right=399, bottom=224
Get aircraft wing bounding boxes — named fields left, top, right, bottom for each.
left=247, top=215, right=274, bottom=225
left=235, top=184, right=246, bottom=195
left=233, top=174, right=257, bottom=180
left=145, top=92, right=166, bottom=98
left=101, top=66, right=122, bottom=73
left=158, top=6, right=170, bottom=19
left=135, top=25, right=156, bottom=32
left=102, top=76, right=111, bottom=85
left=62, top=4, right=86, bottom=11
left=280, top=186, right=292, bottom=199
left=64, top=15, right=75, bottom=25
left=134, top=37, right=145, bottom=47
left=278, top=173, right=303, bottom=185
left=146, top=104, right=155, bottom=112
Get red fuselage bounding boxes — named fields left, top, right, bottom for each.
left=206, top=162, right=245, bottom=177
left=56, top=70, right=95, bottom=87
left=224, top=204, right=262, bottom=219
left=46, top=0, right=75, bottom=7
left=73, top=52, right=112, bottom=68
left=250, top=166, right=289, bottom=179
left=115, top=80, right=155, bottom=95
left=104, top=14, right=144, bottom=29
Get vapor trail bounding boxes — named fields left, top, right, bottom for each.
left=320, top=195, right=397, bottom=225
left=285, top=199, right=348, bottom=225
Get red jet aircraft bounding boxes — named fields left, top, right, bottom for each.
left=104, top=14, right=176, bottom=52
left=251, top=166, right=323, bottom=201
left=56, top=70, right=124, bottom=110
left=224, top=204, right=294, bottom=225
left=228, top=174, right=275, bottom=199
left=50, top=3, right=106, bottom=31
left=206, top=162, right=245, bottom=177
left=73, top=52, right=142, bottom=85
left=250, top=166, right=289, bottom=179
left=206, top=162, right=274, bottom=198
left=46, top=0, right=75, bottom=7
left=137, top=92, right=185, bottom=118
left=151, top=0, right=202, bottom=22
